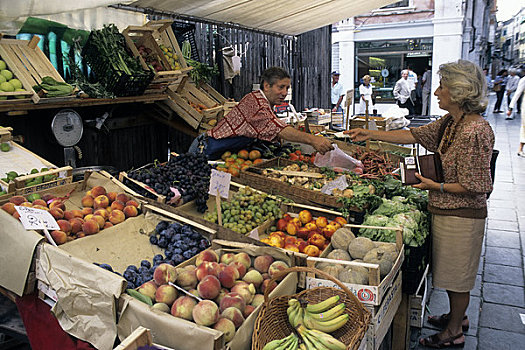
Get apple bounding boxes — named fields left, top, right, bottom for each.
left=298, top=210, right=312, bottom=225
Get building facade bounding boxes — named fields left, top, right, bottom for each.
left=333, top=0, right=496, bottom=116
left=494, top=6, right=525, bottom=70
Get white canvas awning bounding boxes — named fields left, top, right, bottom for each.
left=0, top=0, right=398, bottom=36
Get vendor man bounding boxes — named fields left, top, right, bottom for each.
left=189, top=67, right=333, bottom=159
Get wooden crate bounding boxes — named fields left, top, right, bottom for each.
left=122, top=25, right=191, bottom=93
left=349, top=116, right=387, bottom=130
left=114, top=326, right=173, bottom=350
left=0, top=35, right=75, bottom=104
left=145, top=20, right=189, bottom=69
left=118, top=171, right=166, bottom=204
left=0, top=126, right=13, bottom=143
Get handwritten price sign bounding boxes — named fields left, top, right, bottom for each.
left=15, top=206, right=60, bottom=230
left=208, top=169, right=231, bottom=199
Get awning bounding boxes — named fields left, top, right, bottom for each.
left=127, top=0, right=398, bottom=36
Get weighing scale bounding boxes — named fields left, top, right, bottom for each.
left=51, top=109, right=83, bottom=167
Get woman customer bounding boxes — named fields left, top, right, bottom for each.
left=345, top=60, right=494, bottom=348
left=358, top=75, right=374, bottom=114
left=507, top=70, right=525, bottom=157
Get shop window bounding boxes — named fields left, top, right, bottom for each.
left=381, top=0, right=409, bottom=9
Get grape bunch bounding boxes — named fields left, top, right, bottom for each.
left=128, top=153, right=211, bottom=212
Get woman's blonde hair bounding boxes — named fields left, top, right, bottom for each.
left=438, top=60, right=488, bottom=114
left=362, top=75, right=371, bottom=82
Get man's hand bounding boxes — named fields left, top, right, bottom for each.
left=332, top=107, right=337, bottom=112
left=311, top=136, right=333, bottom=154
left=343, top=128, right=370, bottom=142
left=412, top=173, right=436, bottom=191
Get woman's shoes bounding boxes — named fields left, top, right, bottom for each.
left=427, top=314, right=469, bottom=331
left=419, top=332, right=465, bottom=348
left=518, top=151, right=525, bottom=158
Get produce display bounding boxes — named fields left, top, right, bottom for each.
left=135, top=43, right=182, bottom=72
left=33, top=76, right=75, bottom=97
left=261, top=296, right=349, bottom=350
left=0, top=58, right=28, bottom=99
left=1, top=167, right=58, bottom=187
left=203, top=186, right=282, bottom=234
left=1, top=142, right=10, bottom=152
left=351, top=148, right=399, bottom=179
left=129, top=247, right=290, bottom=343
left=261, top=210, right=348, bottom=257
left=216, top=150, right=264, bottom=177
left=1, top=185, right=140, bottom=244
left=126, top=153, right=211, bottom=212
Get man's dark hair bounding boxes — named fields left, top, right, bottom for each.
left=260, top=67, right=290, bottom=87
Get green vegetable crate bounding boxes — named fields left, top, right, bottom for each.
left=0, top=35, right=75, bottom=103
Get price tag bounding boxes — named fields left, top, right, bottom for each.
left=15, top=206, right=60, bottom=230
left=321, top=175, right=348, bottom=195
left=248, top=228, right=259, bottom=240
left=208, top=169, right=231, bottom=199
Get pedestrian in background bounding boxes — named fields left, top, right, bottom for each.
left=393, top=70, right=415, bottom=115
left=505, top=69, right=520, bottom=120
left=331, top=71, right=344, bottom=114
left=358, top=75, right=374, bottom=114
left=422, top=66, right=432, bottom=115
left=492, top=69, right=508, bottom=113
left=507, top=72, right=525, bottom=157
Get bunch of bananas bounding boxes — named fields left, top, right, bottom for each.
left=262, top=333, right=299, bottom=350
left=288, top=296, right=348, bottom=333
left=296, top=325, right=346, bottom=350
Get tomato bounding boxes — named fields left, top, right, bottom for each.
left=289, top=153, right=299, bottom=161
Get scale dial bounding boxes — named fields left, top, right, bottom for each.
left=51, top=109, right=83, bottom=147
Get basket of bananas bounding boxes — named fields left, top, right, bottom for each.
left=252, top=266, right=370, bottom=350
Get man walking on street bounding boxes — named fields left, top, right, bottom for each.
left=506, top=69, right=520, bottom=120
left=394, top=70, right=415, bottom=115
left=331, top=71, right=344, bottom=114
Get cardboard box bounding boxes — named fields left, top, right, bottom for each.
left=305, top=224, right=404, bottom=306
left=409, top=264, right=429, bottom=328
left=114, top=326, right=174, bottom=350
left=117, top=239, right=298, bottom=350
left=363, top=272, right=402, bottom=350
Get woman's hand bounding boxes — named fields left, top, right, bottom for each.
left=412, top=173, right=437, bottom=191
left=343, top=128, right=370, bottom=142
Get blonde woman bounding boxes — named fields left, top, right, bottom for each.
left=345, top=60, right=494, bottom=348
left=358, top=75, right=374, bottom=114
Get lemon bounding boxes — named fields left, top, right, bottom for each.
left=1, top=70, right=13, bottom=80
left=0, top=60, right=5, bottom=70
left=14, top=88, right=26, bottom=99
left=9, top=79, right=21, bottom=89
left=0, top=81, right=14, bottom=92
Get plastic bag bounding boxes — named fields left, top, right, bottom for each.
left=314, top=144, right=363, bottom=172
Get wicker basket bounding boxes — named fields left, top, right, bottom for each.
left=252, top=266, right=370, bottom=350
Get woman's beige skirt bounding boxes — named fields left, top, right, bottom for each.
left=431, top=214, right=486, bottom=292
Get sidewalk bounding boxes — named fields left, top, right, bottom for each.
left=412, top=94, right=525, bottom=349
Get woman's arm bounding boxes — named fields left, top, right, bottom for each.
left=413, top=173, right=469, bottom=194
left=344, top=128, right=416, bottom=144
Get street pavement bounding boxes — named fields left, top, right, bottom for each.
left=411, top=93, right=525, bottom=349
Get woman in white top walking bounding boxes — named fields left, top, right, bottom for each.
left=358, top=75, right=374, bottom=114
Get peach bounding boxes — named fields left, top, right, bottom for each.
left=297, top=239, right=308, bottom=253
left=329, top=221, right=342, bottom=230
left=284, top=243, right=299, bottom=252
left=231, top=282, right=256, bottom=304
left=116, top=193, right=130, bottom=204
left=276, top=218, right=288, bottom=231
left=50, top=230, right=67, bottom=245
left=221, top=307, right=245, bottom=328
left=123, top=205, right=138, bottom=218
left=76, top=231, right=85, bottom=238
left=19, top=202, right=32, bottom=208
left=1, top=202, right=16, bottom=215
left=155, top=284, right=178, bottom=306
left=219, top=292, right=245, bottom=313
left=304, top=222, right=317, bottom=231
left=242, top=270, right=263, bottom=288
left=64, top=210, right=81, bottom=220
left=93, top=209, right=108, bottom=220
left=152, top=303, right=170, bottom=313
left=229, top=261, right=247, bottom=279
left=32, top=199, right=47, bottom=207
left=334, top=216, right=347, bottom=227
left=215, top=288, right=229, bottom=305
left=84, top=214, right=94, bottom=222
left=137, top=281, right=157, bottom=302
left=261, top=279, right=277, bottom=295
left=94, top=195, right=109, bottom=209
left=233, top=252, right=251, bottom=270
left=9, top=196, right=27, bottom=205
left=32, top=205, right=48, bottom=211
left=106, top=192, right=117, bottom=203
left=103, top=222, right=114, bottom=229
left=243, top=305, right=256, bottom=318
left=291, top=217, right=302, bottom=228
left=82, top=219, right=100, bottom=235
left=213, top=318, right=236, bottom=342
left=42, top=194, right=56, bottom=202
left=195, top=249, right=219, bottom=266
left=81, top=195, right=94, bottom=208
left=197, top=275, right=221, bottom=299
left=188, top=289, right=199, bottom=298
left=57, top=219, right=72, bottom=234
left=192, top=300, right=219, bottom=326
left=220, top=253, right=236, bottom=265
left=110, top=200, right=125, bottom=211
left=109, top=209, right=125, bottom=225
left=176, top=268, right=198, bottom=289
left=91, top=215, right=105, bottom=229
left=81, top=207, right=93, bottom=216
left=125, top=199, right=140, bottom=208
left=315, top=216, right=328, bottom=228
left=196, top=261, right=220, bottom=281
left=90, top=186, right=106, bottom=198
left=251, top=294, right=265, bottom=308
left=12, top=211, right=20, bottom=220
left=48, top=200, right=65, bottom=211
left=268, top=261, right=289, bottom=281
left=298, top=210, right=313, bottom=224
left=253, top=255, right=274, bottom=273
left=171, top=296, right=197, bottom=320
left=153, top=263, right=178, bottom=285
left=218, top=265, right=239, bottom=288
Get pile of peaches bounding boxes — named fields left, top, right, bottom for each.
left=136, top=248, right=290, bottom=342
left=260, top=210, right=347, bottom=257
left=0, top=185, right=140, bottom=244
left=215, top=149, right=264, bottom=177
